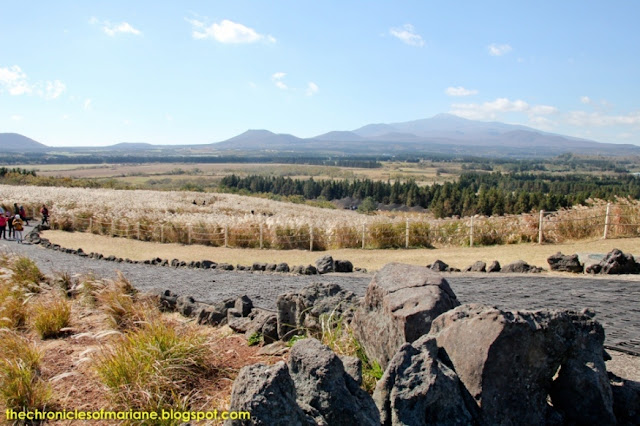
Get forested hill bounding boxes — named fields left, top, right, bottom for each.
left=220, top=173, right=640, bottom=218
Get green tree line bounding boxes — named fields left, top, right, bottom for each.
left=220, top=172, right=640, bottom=218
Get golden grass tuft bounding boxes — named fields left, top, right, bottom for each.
left=31, top=297, right=71, bottom=339
left=94, top=319, right=212, bottom=415
left=96, top=272, right=159, bottom=330
left=0, top=330, right=51, bottom=411
left=10, top=256, right=44, bottom=290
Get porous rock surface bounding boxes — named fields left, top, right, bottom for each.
left=352, top=262, right=460, bottom=369
left=547, top=252, right=584, bottom=273
left=586, top=248, right=640, bottom=274
left=428, top=303, right=615, bottom=425
left=374, top=335, right=476, bottom=425
left=277, top=282, right=359, bottom=340
left=227, top=338, right=379, bottom=426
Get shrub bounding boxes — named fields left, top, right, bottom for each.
left=31, top=297, right=71, bottom=339
left=97, top=273, right=157, bottom=330
left=0, top=331, right=51, bottom=411
left=94, top=320, right=211, bottom=414
left=11, top=257, right=43, bottom=288
left=0, top=282, right=28, bottom=329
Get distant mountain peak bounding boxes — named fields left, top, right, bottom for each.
left=0, top=133, right=48, bottom=151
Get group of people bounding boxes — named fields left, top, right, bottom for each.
left=0, top=203, right=49, bottom=244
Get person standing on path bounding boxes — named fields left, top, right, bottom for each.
left=40, top=204, right=49, bottom=226
left=12, top=214, right=23, bottom=243
left=6, top=211, right=14, bottom=239
left=19, top=205, right=28, bottom=226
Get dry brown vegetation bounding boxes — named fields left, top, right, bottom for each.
left=0, top=253, right=283, bottom=425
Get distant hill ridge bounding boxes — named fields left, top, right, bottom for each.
left=3, top=114, right=640, bottom=157
left=0, top=133, right=48, bottom=151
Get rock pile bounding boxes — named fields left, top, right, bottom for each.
left=220, top=263, right=637, bottom=425
left=586, top=248, right=640, bottom=274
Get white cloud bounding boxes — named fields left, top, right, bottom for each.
left=165, top=113, right=173, bottom=122
left=0, top=65, right=66, bottom=100
left=10, top=114, right=23, bottom=121
left=91, top=17, right=141, bottom=36
left=187, top=18, right=274, bottom=44
left=83, top=98, right=92, bottom=111
left=44, top=80, right=66, bottom=100
left=566, top=111, right=640, bottom=127
left=0, top=65, right=32, bottom=95
left=445, top=86, right=478, bottom=97
left=530, top=105, right=558, bottom=115
left=487, top=43, right=512, bottom=56
left=272, top=72, right=288, bottom=90
left=580, top=96, right=591, bottom=104
left=103, top=22, right=141, bottom=36
left=306, top=82, right=319, bottom=96
left=450, top=97, right=557, bottom=120
left=529, top=116, right=556, bottom=129
left=389, top=24, right=425, bottom=47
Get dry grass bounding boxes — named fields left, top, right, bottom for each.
left=0, top=252, right=284, bottom=423
left=31, top=297, right=71, bottom=339
left=42, top=229, right=640, bottom=272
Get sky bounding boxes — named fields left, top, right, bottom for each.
left=1, top=1, right=640, bottom=147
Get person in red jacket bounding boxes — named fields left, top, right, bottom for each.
left=0, top=214, right=6, bottom=239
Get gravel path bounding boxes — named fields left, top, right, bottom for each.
left=2, top=227, right=639, bottom=354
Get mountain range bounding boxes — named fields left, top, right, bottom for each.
left=2, top=114, right=639, bottom=157
left=211, top=114, right=636, bottom=156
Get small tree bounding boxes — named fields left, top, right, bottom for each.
left=357, top=197, right=378, bottom=214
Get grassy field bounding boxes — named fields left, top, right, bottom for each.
left=16, top=161, right=459, bottom=187
left=41, top=230, right=640, bottom=274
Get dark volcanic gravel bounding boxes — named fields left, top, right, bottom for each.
left=2, top=232, right=640, bottom=353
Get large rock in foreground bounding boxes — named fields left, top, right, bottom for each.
left=288, top=338, right=379, bottom=426
left=226, top=362, right=313, bottom=426
left=429, top=304, right=615, bottom=425
left=374, top=335, right=476, bottom=425
left=352, top=263, right=460, bottom=369
left=226, top=339, right=378, bottom=425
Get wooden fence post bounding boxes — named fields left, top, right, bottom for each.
left=137, top=222, right=140, bottom=240
left=470, top=216, right=474, bottom=247
left=603, top=203, right=611, bottom=239
left=187, top=224, right=192, bottom=245
left=111, top=218, right=116, bottom=236
left=362, top=224, right=366, bottom=249
left=259, top=223, right=263, bottom=249
left=310, top=226, right=314, bottom=252
left=538, top=210, right=544, bottom=244
left=224, top=225, right=229, bottom=248
left=160, top=225, right=164, bottom=243
left=405, top=219, right=410, bottom=248
left=89, top=218, right=92, bottom=233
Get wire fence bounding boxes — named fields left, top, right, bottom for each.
left=40, top=202, right=640, bottom=251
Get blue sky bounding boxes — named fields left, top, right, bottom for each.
left=1, top=1, right=639, bottom=147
